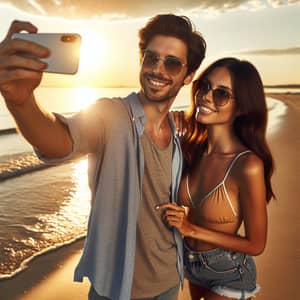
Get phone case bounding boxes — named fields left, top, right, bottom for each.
left=12, top=33, right=81, bottom=74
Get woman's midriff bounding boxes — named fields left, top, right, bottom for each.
left=185, top=220, right=240, bottom=251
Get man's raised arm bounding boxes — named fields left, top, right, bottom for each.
left=0, top=20, right=72, bottom=158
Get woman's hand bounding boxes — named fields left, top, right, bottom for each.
left=171, top=110, right=188, bottom=137
left=157, top=203, right=192, bottom=236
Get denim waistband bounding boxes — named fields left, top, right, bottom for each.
left=183, top=240, right=234, bottom=262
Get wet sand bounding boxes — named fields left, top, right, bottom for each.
left=0, top=93, right=299, bottom=300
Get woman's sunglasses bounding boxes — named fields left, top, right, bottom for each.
left=195, top=79, right=234, bottom=107
left=142, top=50, right=186, bottom=76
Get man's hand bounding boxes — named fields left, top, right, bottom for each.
left=0, top=20, right=49, bottom=105
left=156, top=203, right=192, bottom=236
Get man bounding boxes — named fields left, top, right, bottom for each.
left=0, top=15, right=206, bottom=300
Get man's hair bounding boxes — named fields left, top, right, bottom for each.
left=139, top=14, right=206, bottom=75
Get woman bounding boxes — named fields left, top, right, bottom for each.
left=158, top=58, right=275, bottom=300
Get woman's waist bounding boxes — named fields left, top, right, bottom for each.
left=184, top=224, right=239, bottom=252
left=183, top=239, right=241, bottom=265
left=185, top=238, right=216, bottom=252
left=183, top=238, right=247, bottom=263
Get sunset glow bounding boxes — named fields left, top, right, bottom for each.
left=78, top=30, right=106, bottom=74
left=71, top=86, right=99, bottom=110
left=0, top=2, right=299, bottom=87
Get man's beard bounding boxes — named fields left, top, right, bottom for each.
left=140, top=73, right=182, bottom=103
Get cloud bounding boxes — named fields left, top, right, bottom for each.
left=268, top=0, right=300, bottom=8
left=267, top=0, right=286, bottom=7
left=236, top=47, right=300, bottom=55
left=2, top=0, right=299, bottom=20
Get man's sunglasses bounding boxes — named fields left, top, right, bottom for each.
left=142, top=50, right=186, bottom=76
left=195, top=79, right=234, bottom=107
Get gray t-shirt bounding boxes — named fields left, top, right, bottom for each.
left=131, top=132, right=179, bottom=298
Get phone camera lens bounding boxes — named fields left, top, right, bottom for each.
left=61, top=35, right=76, bottom=42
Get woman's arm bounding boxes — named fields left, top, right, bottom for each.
left=159, top=155, right=268, bottom=256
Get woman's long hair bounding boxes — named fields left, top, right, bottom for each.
left=182, top=57, right=275, bottom=202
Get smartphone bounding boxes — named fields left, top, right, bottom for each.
left=12, top=33, right=81, bottom=74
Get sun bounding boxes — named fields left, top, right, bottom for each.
left=78, top=30, right=106, bottom=73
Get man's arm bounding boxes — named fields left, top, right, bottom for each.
left=0, top=20, right=73, bottom=158
left=6, top=94, right=73, bottom=158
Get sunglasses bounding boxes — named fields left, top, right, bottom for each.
left=142, top=50, right=186, bottom=76
left=195, top=79, right=234, bottom=107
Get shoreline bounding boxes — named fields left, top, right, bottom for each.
left=255, top=92, right=299, bottom=300
left=0, top=93, right=299, bottom=300
left=0, top=239, right=90, bottom=300
left=266, top=92, right=300, bottom=111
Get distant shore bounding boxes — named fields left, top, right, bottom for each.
left=0, top=128, right=17, bottom=135
left=266, top=92, right=300, bottom=111
left=0, top=93, right=299, bottom=300
left=265, top=84, right=300, bottom=89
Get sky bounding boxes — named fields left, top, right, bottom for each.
left=0, top=0, right=299, bottom=87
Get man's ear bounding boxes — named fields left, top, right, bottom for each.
left=183, top=71, right=196, bottom=86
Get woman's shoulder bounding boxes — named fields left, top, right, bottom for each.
left=234, top=150, right=264, bottom=178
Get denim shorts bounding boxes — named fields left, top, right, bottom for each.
left=183, top=242, right=260, bottom=299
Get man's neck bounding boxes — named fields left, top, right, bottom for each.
left=137, top=92, right=174, bottom=148
left=137, top=92, right=174, bottom=133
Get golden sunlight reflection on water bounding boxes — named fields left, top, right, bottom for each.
left=29, top=159, right=91, bottom=241
left=62, top=159, right=91, bottom=226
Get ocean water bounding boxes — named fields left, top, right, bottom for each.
left=0, top=86, right=289, bottom=280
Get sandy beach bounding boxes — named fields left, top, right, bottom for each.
left=0, top=93, right=299, bottom=300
